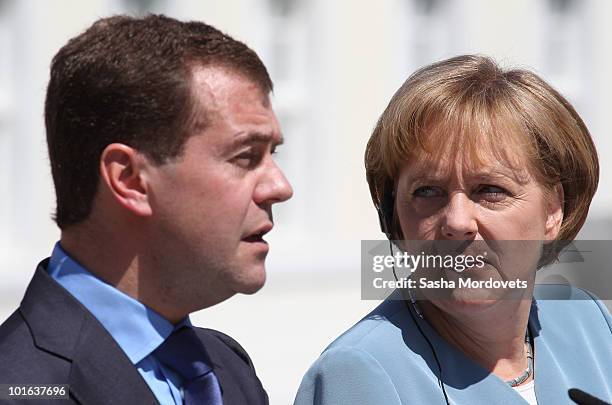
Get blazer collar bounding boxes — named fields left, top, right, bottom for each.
left=20, top=261, right=159, bottom=405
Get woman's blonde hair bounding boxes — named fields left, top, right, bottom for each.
left=365, top=55, right=599, bottom=258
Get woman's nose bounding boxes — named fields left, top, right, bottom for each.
left=439, top=192, right=478, bottom=240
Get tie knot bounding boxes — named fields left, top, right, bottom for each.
left=154, top=326, right=214, bottom=381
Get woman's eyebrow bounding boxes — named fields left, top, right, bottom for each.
left=469, top=167, right=529, bottom=183
left=403, top=166, right=528, bottom=185
left=402, top=164, right=452, bottom=183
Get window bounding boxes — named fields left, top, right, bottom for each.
left=403, top=0, right=453, bottom=74
left=0, top=0, right=15, bottom=250
left=539, top=0, right=585, bottom=104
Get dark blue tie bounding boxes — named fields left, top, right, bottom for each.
left=154, top=326, right=223, bottom=405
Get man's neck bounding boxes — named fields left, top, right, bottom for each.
left=59, top=227, right=187, bottom=324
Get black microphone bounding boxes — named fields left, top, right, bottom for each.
left=568, top=388, right=611, bottom=405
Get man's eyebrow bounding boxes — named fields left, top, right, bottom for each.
left=229, top=131, right=284, bottom=148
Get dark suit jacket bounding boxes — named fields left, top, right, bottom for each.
left=0, top=260, right=269, bottom=404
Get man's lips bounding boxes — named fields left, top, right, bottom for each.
left=243, top=235, right=268, bottom=243
left=242, top=223, right=273, bottom=242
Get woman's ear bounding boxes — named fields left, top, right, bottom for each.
left=545, top=183, right=564, bottom=241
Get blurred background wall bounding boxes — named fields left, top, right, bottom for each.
left=0, top=0, right=610, bottom=403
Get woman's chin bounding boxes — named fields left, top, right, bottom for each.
left=428, top=289, right=508, bottom=315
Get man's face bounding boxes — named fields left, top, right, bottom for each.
left=144, top=68, right=292, bottom=309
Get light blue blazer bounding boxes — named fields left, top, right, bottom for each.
left=294, top=287, right=612, bottom=404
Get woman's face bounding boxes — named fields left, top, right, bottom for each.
left=395, top=148, right=563, bottom=308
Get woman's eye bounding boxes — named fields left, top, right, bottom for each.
left=413, top=186, right=445, bottom=198
left=476, top=185, right=508, bottom=202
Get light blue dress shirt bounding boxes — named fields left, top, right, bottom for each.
left=48, top=242, right=188, bottom=405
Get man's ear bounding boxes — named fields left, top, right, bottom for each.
left=545, top=183, right=564, bottom=241
left=99, top=143, right=152, bottom=217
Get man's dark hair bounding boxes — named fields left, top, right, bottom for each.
left=45, top=14, right=273, bottom=229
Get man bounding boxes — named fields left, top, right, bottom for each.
left=0, top=14, right=292, bottom=405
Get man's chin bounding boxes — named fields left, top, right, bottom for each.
left=234, top=264, right=267, bottom=295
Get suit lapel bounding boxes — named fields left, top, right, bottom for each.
left=195, top=329, right=268, bottom=405
left=195, top=335, right=243, bottom=403
left=20, top=262, right=159, bottom=405
left=207, top=357, right=245, bottom=404
left=69, top=315, right=159, bottom=405
left=20, top=262, right=87, bottom=360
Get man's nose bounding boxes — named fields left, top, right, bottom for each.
left=254, top=159, right=293, bottom=205
left=439, top=192, right=478, bottom=240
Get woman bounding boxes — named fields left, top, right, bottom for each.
left=294, top=55, right=611, bottom=404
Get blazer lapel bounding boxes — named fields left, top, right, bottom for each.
left=68, top=315, right=159, bottom=405
left=198, top=338, right=246, bottom=404
left=195, top=329, right=268, bottom=405
left=20, top=262, right=159, bottom=405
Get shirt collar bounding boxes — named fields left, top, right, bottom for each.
left=47, top=242, right=191, bottom=364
